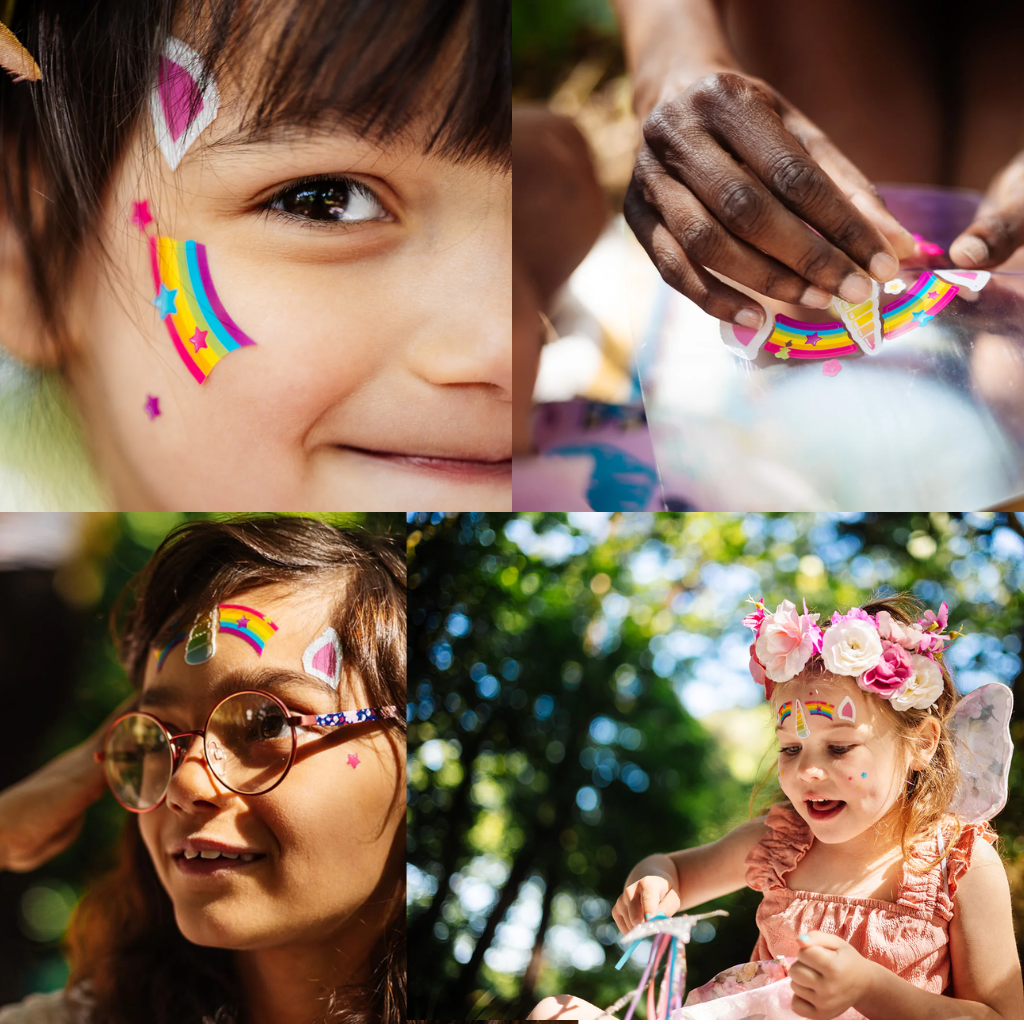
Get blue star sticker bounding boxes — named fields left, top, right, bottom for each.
left=912, top=310, right=932, bottom=325
left=152, top=283, right=178, bottom=318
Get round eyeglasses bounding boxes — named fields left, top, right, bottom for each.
left=95, top=690, right=397, bottom=812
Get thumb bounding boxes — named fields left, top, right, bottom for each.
left=639, top=886, right=663, bottom=922
left=951, top=156, right=1024, bottom=269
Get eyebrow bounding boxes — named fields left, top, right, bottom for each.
left=139, top=667, right=340, bottom=710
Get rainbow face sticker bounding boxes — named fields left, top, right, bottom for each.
left=805, top=700, right=835, bottom=720
left=150, top=36, right=221, bottom=171
left=217, top=604, right=279, bottom=656
left=777, top=701, right=793, bottom=727
left=154, top=238, right=257, bottom=383
left=157, top=632, right=187, bottom=671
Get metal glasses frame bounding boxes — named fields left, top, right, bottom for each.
left=94, top=689, right=397, bottom=813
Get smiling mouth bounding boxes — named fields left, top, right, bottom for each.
left=173, top=851, right=267, bottom=876
left=806, top=799, right=846, bottom=820
left=341, top=445, right=512, bottom=478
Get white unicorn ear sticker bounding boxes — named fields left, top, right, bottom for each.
left=303, top=627, right=342, bottom=690
left=150, top=36, right=221, bottom=171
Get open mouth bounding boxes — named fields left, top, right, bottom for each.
left=806, top=799, right=846, bottom=821
left=173, top=851, right=267, bottom=876
left=342, top=445, right=512, bottom=479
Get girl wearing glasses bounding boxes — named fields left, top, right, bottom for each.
left=0, top=517, right=405, bottom=1024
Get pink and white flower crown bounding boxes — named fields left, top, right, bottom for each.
left=744, top=598, right=953, bottom=712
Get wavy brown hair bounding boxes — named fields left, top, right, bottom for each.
left=751, top=593, right=976, bottom=873
left=65, top=517, right=406, bottom=1024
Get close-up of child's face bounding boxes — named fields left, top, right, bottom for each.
left=6, top=5, right=511, bottom=511
left=135, top=583, right=403, bottom=953
left=774, top=674, right=917, bottom=844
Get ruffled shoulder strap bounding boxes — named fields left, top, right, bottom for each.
left=899, top=817, right=999, bottom=921
left=745, top=802, right=814, bottom=892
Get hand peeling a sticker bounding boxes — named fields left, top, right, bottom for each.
left=0, top=20, right=40, bottom=83
left=951, top=151, right=1024, bottom=271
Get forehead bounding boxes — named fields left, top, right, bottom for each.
left=140, top=583, right=342, bottom=706
left=773, top=674, right=876, bottom=732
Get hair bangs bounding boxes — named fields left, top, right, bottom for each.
left=188, top=0, right=510, bottom=166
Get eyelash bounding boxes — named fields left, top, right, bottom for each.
left=780, top=745, right=855, bottom=757
left=263, top=173, right=391, bottom=229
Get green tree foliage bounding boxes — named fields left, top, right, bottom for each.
left=408, top=512, right=1024, bottom=1019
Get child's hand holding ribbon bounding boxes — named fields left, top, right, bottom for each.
left=789, top=929, right=877, bottom=1019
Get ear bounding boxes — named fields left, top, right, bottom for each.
left=0, top=208, right=60, bottom=367
left=910, top=715, right=941, bottom=770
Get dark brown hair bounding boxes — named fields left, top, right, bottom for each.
left=0, top=0, right=510, bottom=358
left=752, top=593, right=970, bottom=873
left=65, top=516, right=407, bottom=1024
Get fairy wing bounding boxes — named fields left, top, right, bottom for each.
left=948, top=683, right=1013, bottom=823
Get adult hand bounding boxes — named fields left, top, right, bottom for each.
left=950, top=152, right=1024, bottom=270
left=788, top=930, right=876, bottom=1019
left=0, top=694, right=136, bottom=872
left=612, top=873, right=682, bottom=934
left=625, top=70, right=916, bottom=328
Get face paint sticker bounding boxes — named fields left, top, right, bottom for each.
left=303, top=627, right=342, bottom=689
left=150, top=36, right=221, bottom=171
left=155, top=238, right=257, bottom=383
left=832, top=281, right=882, bottom=353
left=144, top=394, right=162, bottom=420
left=836, top=696, right=857, bottom=723
left=185, top=609, right=219, bottom=665
left=347, top=753, right=361, bottom=770
left=157, top=632, right=186, bottom=671
left=217, top=604, right=279, bottom=656
left=777, top=701, right=793, bottom=727
left=805, top=700, right=835, bottom=720
left=793, top=698, right=810, bottom=739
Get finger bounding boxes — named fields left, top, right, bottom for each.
left=660, top=888, right=681, bottom=917
left=786, top=107, right=917, bottom=261
left=788, top=962, right=821, bottom=986
left=625, top=183, right=773, bottom=327
left=647, top=74, right=899, bottom=287
left=634, top=157, right=834, bottom=309
left=796, top=930, right=843, bottom=951
left=790, top=993, right=822, bottom=1020
left=950, top=155, right=1024, bottom=269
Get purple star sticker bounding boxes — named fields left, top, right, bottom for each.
left=805, top=332, right=821, bottom=347
left=236, top=615, right=249, bottom=629
left=130, top=199, right=153, bottom=232
left=189, top=328, right=208, bottom=352
left=144, top=394, right=161, bottom=420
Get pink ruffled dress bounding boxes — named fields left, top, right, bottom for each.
left=671, top=802, right=997, bottom=1020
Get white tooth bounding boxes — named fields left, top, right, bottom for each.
left=221, top=853, right=239, bottom=860
left=200, top=850, right=221, bottom=860
left=240, top=853, right=255, bottom=862
left=184, top=850, right=199, bottom=860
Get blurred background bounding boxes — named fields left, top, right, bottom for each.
left=407, top=512, right=1024, bottom=1019
left=0, top=512, right=402, bottom=1005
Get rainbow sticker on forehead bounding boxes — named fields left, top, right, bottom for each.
left=777, top=701, right=792, bottom=726
left=155, top=238, right=257, bottom=383
left=805, top=700, right=834, bottom=719
left=218, top=604, right=279, bottom=656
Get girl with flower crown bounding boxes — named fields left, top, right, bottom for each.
left=528, top=594, right=1024, bottom=1020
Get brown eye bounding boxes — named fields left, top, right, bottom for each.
left=270, top=178, right=386, bottom=223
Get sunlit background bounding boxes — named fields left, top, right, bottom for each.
left=407, top=512, right=1024, bottom=1019
left=0, top=512, right=401, bottom=1005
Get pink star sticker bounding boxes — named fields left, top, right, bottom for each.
left=236, top=615, right=249, bottom=629
left=130, top=199, right=153, bottom=232
left=927, top=290, right=938, bottom=299
left=347, top=753, right=361, bottom=769
left=144, top=394, right=161, bottom=419
left=189, top=328, right=208, bottom=352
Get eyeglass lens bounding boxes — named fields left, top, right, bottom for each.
left=103, top=692, right=295, bottom=810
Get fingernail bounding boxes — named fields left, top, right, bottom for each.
left=798, top=934, right=810, bottom=942
left=799, top=285, right=832, bottom=309
left=735, top=307, right=765, bottom=329
left=951, top=235, right=989, bottom=267
left=839, top=273, right=872, bottom=304
left=869, top=252, right=899, bottom=281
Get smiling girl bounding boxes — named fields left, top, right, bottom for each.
left=0, top=0, right=510, bottom=511
left=0, top=517, right=405, bottom=1023
left=530, top=595, right=1024, bottom=1020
